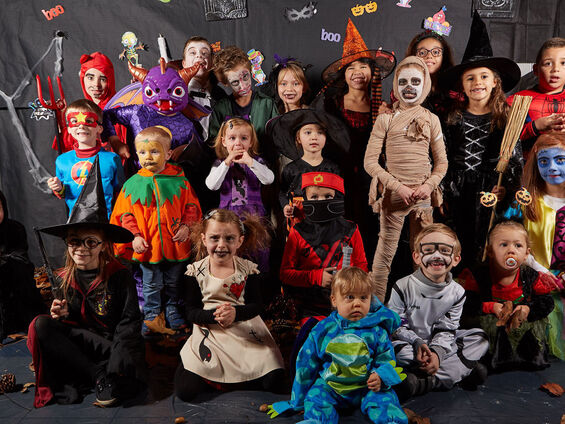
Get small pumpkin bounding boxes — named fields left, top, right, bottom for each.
left=515, top=186, right=532, bottom=206
left=480, top=191, right=498, bottom=207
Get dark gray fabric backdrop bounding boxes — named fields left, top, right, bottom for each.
left=0, top=0, right=563, bottom=265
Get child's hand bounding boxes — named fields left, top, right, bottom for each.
left=47, top=177, right=63, bottom=193
left=420, top=351, right=440, bottom=375
left=535, top=114, right=565, bottom=132
left=508, top=305, right=530, bottom=330
left=396, top=184, right=415, bottom=205
left=132, top=236, right=149, bottom=254
left=283, top=204, right=294, bottom=218
left=214, top=302, right=236, bottom=327
left=491, top=185, right=506, bottom=201
left=50, top=299, right=68, bottom=319
left=321, top=267, right=337, bottom=288
left=233, top=151, right=254, bottom=167
left=492, top=302, right=504, bottom=318
left=172, top=224, right=189, bottom=243
left=416, top=343, right=432, bottom=364
left=411, top=183, right=432, bottom=202
left=170, top=145, right=186, bottom=162
left=224, top=148, right=245, bottom=166
left=367, top=372, right=381, bottom=392
left=109, top=136, right=130, bottom=160
left=378, top=102, right=393, bottom=115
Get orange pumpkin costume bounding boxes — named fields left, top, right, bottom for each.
left=110, top=163, right=201, bottom=263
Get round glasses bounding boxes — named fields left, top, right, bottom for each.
left=64, top=236, right=103, bottom=249
left=416, top=47, right=443, bottom=58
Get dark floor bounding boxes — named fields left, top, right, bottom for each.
left=2, top=337, right=565, bottom=424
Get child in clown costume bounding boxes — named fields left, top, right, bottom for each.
left=110, top=126, right=201, bottom=334
left=267, top=267, right=407, bottom=424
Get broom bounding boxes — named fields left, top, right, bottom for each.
left=481, top=95, right=532, bottom=261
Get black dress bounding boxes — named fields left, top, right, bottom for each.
left=443, top=111, right=523, bottom=268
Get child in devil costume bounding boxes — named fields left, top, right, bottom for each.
left=280, top=172, right=368, bottom=319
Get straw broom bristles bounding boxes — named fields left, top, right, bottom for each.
left=481, top=95, right=532, bottom=261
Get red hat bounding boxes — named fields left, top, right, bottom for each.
left=301, top=172, right=344, bottom=194
left=79, top=52, right=116, bottom=109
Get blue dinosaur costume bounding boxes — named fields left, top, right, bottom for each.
left=269, top=299, right=408, bottom=424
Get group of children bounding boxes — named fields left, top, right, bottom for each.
left=21, top=12, right=565, bottom=423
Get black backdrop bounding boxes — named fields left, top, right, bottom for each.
left=1, top=0, right=563, bottom=265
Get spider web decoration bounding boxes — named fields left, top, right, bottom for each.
left=0, top=33, right=63, bottom=193
left=203, top=0, right=248, bottom=21
left=473, top=0, right=517, bottom=19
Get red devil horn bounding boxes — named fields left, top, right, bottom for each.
left=178, top=63, right=201, bottom=85
left=160, top=57, right=166, bottom=75
left=128, top=60, right=148, bottom=83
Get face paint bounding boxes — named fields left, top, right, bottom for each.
left=419, top=242, right=454, bottom=268
left=537, top=147, right=565, bottom=185
left=135, top=139, right=169, bottom=173
left=397, top=67, right=424, bottom=104
left=66, top=111, right=100, bottom=128
left=226, top=68, right=252, bottom=97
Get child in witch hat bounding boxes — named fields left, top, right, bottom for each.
left=441, top=11, right=523, bottom=270
left=28, top=156, right=145, bottom=408
left=313, top=18, right=396, bottom=263
left=267, top=108, right=349, bottom=227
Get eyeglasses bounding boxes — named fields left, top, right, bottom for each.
left=416, top=47, right=443, bottom=58
left=420, top=242, right=454, bottom=256
left=64, top=236, right=103, bottom=249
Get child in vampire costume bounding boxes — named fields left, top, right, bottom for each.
left=364, top=55, right=448, bottom=302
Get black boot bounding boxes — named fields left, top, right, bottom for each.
left=393, top=372, right=438, bottom=402
left=460, top=362, right=488, bottom=391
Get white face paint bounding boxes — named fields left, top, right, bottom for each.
left=397, top=67, right=424, bottom=104
left=420, top=242, right=454, bottom=269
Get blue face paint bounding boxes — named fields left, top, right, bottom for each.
left=537, top=147, right=565, bottom=185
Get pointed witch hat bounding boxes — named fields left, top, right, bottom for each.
left=40, top=156, right=133, bottom=243
left=441, top=11, right=520, bottom=92
left=266, top=108, right=351, bottom=161
left=321, top=18, right=396, bottom=83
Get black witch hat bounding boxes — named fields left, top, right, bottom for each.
left=40, top=156, right=133, bottom=243
left=266, top=108, right=351, bottom=161
left=441, top=11, right=520, bottom=92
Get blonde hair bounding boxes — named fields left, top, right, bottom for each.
left=488, top=220, right=530, bottom=248
left=523, top=132, right=565, bottom=221
left=66, top=99, right=102, bottom=122
left=414, top=223, right=462, bottom=256
left=134, top=126, right=173, bottom=152
left=213, top=46, right=251, bottom=85
left=213, top=118, right=259, bottom=159
left=190, top=209, right=270, bottom=260
left=331, top=266, right=374, bottom=296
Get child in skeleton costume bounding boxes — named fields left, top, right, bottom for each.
left=175, top=209, right=284, bottom=401
left=441, top=11, right=522, bottom=269
left=364, top=55, right=447, bottom=302
left=461, top=221, right=554, bottom=371
left=388, top=224, right=489, bottom=399
left=280, top=172, right=368, bottom=319
left=267, top=267, right=407, bottom=424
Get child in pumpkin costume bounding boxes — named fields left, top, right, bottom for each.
left=110, top=126, right=201, bottom=333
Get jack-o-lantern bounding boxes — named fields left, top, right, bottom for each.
left=480, top=191, right=498, bottom=208
left=515, top=187, right=532, bottom=206
left=365, top=1, right=378, bottom=13
left=351, top=4, right=365, bottom=16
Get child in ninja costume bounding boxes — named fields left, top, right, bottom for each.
left=280, top=172, right=368, bottom=320
left=388, top=224, right=489, bottom=400
left=364, top=55, right=448, bottom=302
left=267, top=266, right=407, bottom=424
left=110, top=126, right=202, bottom=334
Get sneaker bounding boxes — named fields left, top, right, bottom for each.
left=95, top=375, right=118, bottom=407
left=166, top=305, right=187, bottom=331
left=394, top=372, right=438, bottom=402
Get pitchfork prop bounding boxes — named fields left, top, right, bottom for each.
left=36, top=75, right=66, bottom=154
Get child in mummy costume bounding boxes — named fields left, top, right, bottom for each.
left=387, top=224, right=489, bottom=399
left=364, top=56, right=448, bottom=302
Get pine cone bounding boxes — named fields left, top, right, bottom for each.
left=0, top=373, right=16, bottom=393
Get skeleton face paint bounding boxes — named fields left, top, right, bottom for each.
left=420, top=242, right=454, bottom=268
left=397, top=67, right=424, bottom=104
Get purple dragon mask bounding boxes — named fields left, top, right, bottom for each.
left=128, top=58, right=200, bottom=116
